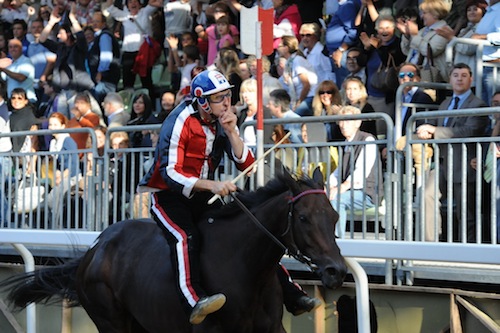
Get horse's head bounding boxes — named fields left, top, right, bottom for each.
left=281, top=168, right=347, bottom=289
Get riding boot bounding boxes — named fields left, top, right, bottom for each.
left=189, top=293, right=226, bottom=325
left=277, top=264, right=321, bottom=315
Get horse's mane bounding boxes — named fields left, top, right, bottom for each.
left=208, top=173, right=320, bottom=219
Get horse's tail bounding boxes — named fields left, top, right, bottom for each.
left=0, top=258, right=82, bottom=309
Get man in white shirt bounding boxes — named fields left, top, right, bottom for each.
left=0, top=39, right=36, bottom=103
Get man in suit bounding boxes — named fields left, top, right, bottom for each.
left=417, top=63, right=489, bottom=242
left=398, top=62, right=434, bottom=136
left=102, top=92, right=130, bottom=127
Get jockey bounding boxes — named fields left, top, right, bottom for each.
left=138, top=69, right=320, bottom=324
left=138, top=70, right=255, bottom=324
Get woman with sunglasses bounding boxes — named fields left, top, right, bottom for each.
left=311, top=80, right=344, bottom=142
left=9, top=88, right=38, bottom=153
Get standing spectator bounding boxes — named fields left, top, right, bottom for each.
left=417, top=63, right=488, bottom=242
left=329, top=105, right=383, bottom=238
left=8, top=88, right=38, bottom=152
left=39, top=4, right=95, bottom=94
left=312, top=80, right=343, bottom=142
left=326, top=0, right=361, bottom=87
left=0, top=38, right=36, bottom=103
left=361, top=15, right=406, bottom=136
left=103, top=0, right=162, bottom=94
left=276, top=35, right=317, bottom=116
left=470, top=0, right=500, bottom=105
left=163, top=0, right=192, bottom=51
left=435, top=0, right=488, bottom=81
left=11, top=19, right=30, bottom=56
left=299, top=22, right=335, bottom=84
left=400, top=0, right=451, bottom=82
left=1, top=0, right=30, bottom=25
left=267, top=89, right=303, bottom=143
left=75, top=0, right=97, bottom=26
left=272, top=0, right=302, bottom=50
left=27, top=18, right=57, bottom=104
left=102, top=92, right=130, bottom=127
left=342, top=77, right=377, bottom=137
left=87, top=10, right=121, bottom=103
left=214, top=16, right=235, bottom=51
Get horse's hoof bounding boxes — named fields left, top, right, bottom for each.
left=291, top=296, right=322, bottom=316
left=189, top=294, right=226, bottom=325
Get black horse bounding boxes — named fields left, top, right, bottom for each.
left=2, top=169, right=347, bottom=333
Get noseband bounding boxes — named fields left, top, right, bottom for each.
left=230, top=189, right=327, bottom=271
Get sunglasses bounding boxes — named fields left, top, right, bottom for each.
left=319, top=90, right=334, bottom=95
left=300, top=33, right=313, bottom=38
left=209, top=90, right=232, bottom=103
left=399, top=72, right=415, bottom=79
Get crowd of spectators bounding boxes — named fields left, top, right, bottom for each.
left=0, top=0, right=499, bottom=237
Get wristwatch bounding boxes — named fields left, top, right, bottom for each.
left=338, top=46, right=346, bottom=52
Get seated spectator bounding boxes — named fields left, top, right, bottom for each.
left=311, top=80, right=343, bottom=142
left=344, top=47, right=368, bottom=84
left=276, top=35, right=318, bottom=116
left=214, top=47, right=242, bottom=106
left=45, top=112, right=81, bottom=227
left=1, top=0, right=30, bottom=25
left=246, top=55, right=282, bottom=106
left=67, top=93, right=101, bottom=150
left=103, top=92, right=130, bottom=127
left=236, top=78, right=258, bottom=146
left=8, top=88, right=38, bottom=152
left=0, top=38, right=36, bottom=103
left=0, top=81, right=12, bottom=181
left=11, top=19, right=30, bottom=56
left=127, top=92, right=157, bottom=147
left=329, top=105, right=383, bottom=238
left=267, top=89, right=303, bottom=144
left=158, top=90, right=176, bottom=122
left=342, top=77, right=378, bottom=138
left=299, top=22, right=335, bottom=84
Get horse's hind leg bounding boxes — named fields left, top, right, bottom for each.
left=79, top=283, right=134, bottom=333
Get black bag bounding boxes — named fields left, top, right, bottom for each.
left=370, top=53, right=399, bottom=92
left=419, top=43, right=444, bottom=83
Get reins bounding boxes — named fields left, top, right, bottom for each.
left=229, top=188, right=327, bottom=270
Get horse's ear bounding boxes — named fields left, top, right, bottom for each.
left=312, top=167, right=324, bottom=187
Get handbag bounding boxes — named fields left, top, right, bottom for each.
left=370, top=53, right=399, bottom=92
left=419, top=44, right=443, bottom=83
left=132, top=20, right=162, bottom=77
left=14, top=175, right=45, bottom=214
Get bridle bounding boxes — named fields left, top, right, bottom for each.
left=230, top=188, right=327, bottom=271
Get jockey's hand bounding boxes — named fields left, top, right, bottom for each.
left=211, top=180, right=237, bottom=196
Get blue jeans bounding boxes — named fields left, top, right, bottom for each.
left=482, top=66, right=500, bottom=106
left=331, top=189, right=375, bottom=238
left=294, top=96, right=313, bottom=117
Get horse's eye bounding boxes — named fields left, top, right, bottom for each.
left=298, top=215, right=308, bottom=223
